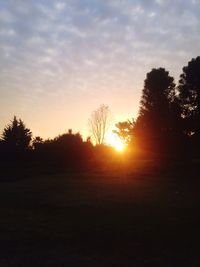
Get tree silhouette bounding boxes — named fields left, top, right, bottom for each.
left=88, top=104, right=111, bottom=145
left=113, top=119, right=135, bottom=145
left=134, top=68, right=181, bottom=154
left=32, top=130, right=94, bottom=169
left=32, top=136, right=44, bottom=150
left=178, top=56, right=200, bottom=138
left=2, top=116, right=32, bottom=153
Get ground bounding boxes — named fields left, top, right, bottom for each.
left=0, top=160, right=199, bottom=266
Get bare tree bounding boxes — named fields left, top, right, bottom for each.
left=88, top=104, right=111, bottom=145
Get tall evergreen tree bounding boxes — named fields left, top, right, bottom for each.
left=2, top=116, right=32, bottom=152
left=134, top=68, right=181, bottom=154
left=178, top=56, right=200, bottom=138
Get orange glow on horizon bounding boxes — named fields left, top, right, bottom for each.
left=106, top=132, right=126, bottom=152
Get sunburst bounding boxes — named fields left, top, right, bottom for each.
left=106, top=132, right=125, bottom=152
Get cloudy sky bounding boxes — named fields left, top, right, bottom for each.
left=0, top=0, right=200, bottom=139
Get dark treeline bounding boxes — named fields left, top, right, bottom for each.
left=0, top=117, right=116, bottom=170
left=0, top=119, right=91, bottom=169
left=115, top=56, right=200, bottom=159
left=1, top=56, right=200, bottom=169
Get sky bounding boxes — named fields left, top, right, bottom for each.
left=1, top=0, right=200, bottom=140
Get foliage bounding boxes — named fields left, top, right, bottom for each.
left=2, top=116, right=32, bottom=153
left=32, top=136, right=44, bottom=150
left=139, top=68, right=176, bottom=119
left=178, top=56, right=200, bottom=137
left=113, top=119, right=135, bottom=145
left=134, top=68, right=182, bottom=154
left=32, top=129, right=94, bottom=169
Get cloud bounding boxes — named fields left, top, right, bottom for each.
left=0, top=0, right=200, bottom=137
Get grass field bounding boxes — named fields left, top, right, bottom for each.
left=0, top=160, right=200, bottom=266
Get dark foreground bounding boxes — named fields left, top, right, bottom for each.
left=0, top=160, right=200, bottom=266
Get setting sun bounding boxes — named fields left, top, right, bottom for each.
left=106, top=132, right=125, bottom=152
